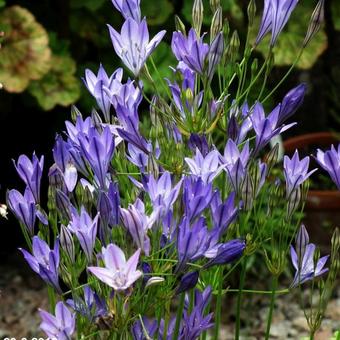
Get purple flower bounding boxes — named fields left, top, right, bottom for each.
left=171, top=28, right=209, bottom=74
left=256, top=0, right=299, bottom=46
left=290, top=224, right=329, bottom=287
left=68, top=207, right=99, bottom=262
left=108, top=18, right=166, bottom=77
left=185, top=148, right=224, bottom=183
left=39, top=301, right=75, bottom=340
left=132, top=318, right=158, bottom=340
left=88, top=243, right=142, bottom=291
left=120, top=199, right=159, bottom=256
left=127, top=143, right=148, bottom=170
left=283, top=150, right=317, bottom=197
left=176, top=271, right=199, bottom=294
left=20, top=236, right=61, bottom=293
left=83, top=65, right=123, bottom=121
left=219, top=139, right=250, bottom=191
left=188, top=134, right=209, bottom=157
left=316, top=144, right=340, bottom=190
left=208, top=32, right=224, bottom=80
left=14, top=153, right=44, bottom=203
left=79, top=126, right=115, bottom=188
left=111, top=0, right=141, bottom=22
left=97, top=182, right=120, bottom=227
left=7, top=189, right=37, bottom=235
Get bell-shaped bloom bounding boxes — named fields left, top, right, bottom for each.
left=68, top=207, right=99, bottom=262
left=144, top=172, right=182, bottom=214
left=88, top=243, right=142, bottom=291
left=278, top=83, right=306, bottom=126
left=316, top=144, right=340, bottom=190
left=171, top=28, right=209, bottom=74
left=108, top=18, right=166, bottom=77
left=283, top=150, right=317, bottom=197
left=183, top=177, right=214, bottom=221
left=39, top=301, right=75, bottom=340
left=7, top=188, right=36, bottom=235
left=14, top=153, right=44, bottom=203
left=290, top=225, right=329, bottom=287
left=67, top=286, right=107, bottom=321
left=120, top=198, right=159, bottom=256
left=185, top=149, right=224, bottom=183
left=83, top=65, right=123, bottom=121
left=20, top=236, right=61, bottom=293
left=111, top=0, right=141, bottom=22
left=79, top=126, right=115, bottom=188
left=219, top=139, right=250, bottom=191
left=256, top=0, right=299, bottom=46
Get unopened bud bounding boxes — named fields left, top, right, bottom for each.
left=71, top=105, right=82, bottom=123
left=91, top=109, right=103, bottom=129
left=175, top=15, right=186, bottom=35
left=148, top=154, right=159, bottom=179
left=223, top=18, right=230, bottom=39
left=228, top=30, right=240, bottom=61
left=241, top=174, right=254, bottom=210
left=247, top=0, right=256, bottom=27
left=60, top=224, right=75, bottom=263
left=303, top=0, right=325, bottom=47
left=150, top=96, right=159, bottom=126
left=227, top=115, right=239, bottom=141
left=264, top=143, right=280, bottom=171
left=176, top=271, right=199, bottom=294
left=251, top=58, right=258, bottom=78
left=210, top=0, right=220, bottom=13
left=210, top=6, right=223, bottom=42
left=287, top=187, right=301, bottom=218
left=145, top=276, right=165, bottom=289
left=184, top=88, right=194, bottom=105
left=192, top=0, right=204, bottom=36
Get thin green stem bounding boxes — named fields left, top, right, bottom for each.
left=235, top=257, right=247, bottom=340
left=173, top=293, right=185, bottom=340
left=265, top=275, right=279, bottom=340
left=213, top=268, right=223, bottom=340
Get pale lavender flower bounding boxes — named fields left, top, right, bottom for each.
left=68, top=207, right=99, bottom=262
left=171, top=28, right=209, bottom=74
left=108, top=18, right=166, bottom=76
left=185, top=148, right=224, bottom=183
left=111, top=0, right=141, bottom=22
left=39, top=301, right=75, bottom=340
left=290, top=224, right=329, bottom=287
left=283, top=150, right=317, bottom=197
left=65, top=116, right=93, bottom=148
left=316, top=144, right=340, bottom=190
left=83, top=65, right=123, bottom=121
left=256, top=0, right=299, bottom=46
left=20, top=236, right=61, bottom=293
left=88, top=244, right=142, bottom=291
left=14, top=153, right=44, bottom=203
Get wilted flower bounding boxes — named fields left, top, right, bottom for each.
left=290, top=224, right=329, bottom=287
left=39, top=301, right=75, bottom=340
left=316, top=144, right=340, bottom=190
left=108, top=18, right=166, bottom=76
left=20, top=236, right=61, bottom=293
left=88, top=244, right=142, bottom=291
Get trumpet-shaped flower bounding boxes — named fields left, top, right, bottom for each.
left=316, top=144, right=340, bottom=190
left=283, top=150, right=317, bottom=197
left=256, top=0, right=299, bottom=46
left=39, top=301, right=75, bottom=340
left=108, top=18, right=166, bottom=77
left=290, top=225, right=329, bottom=287
left=20, top=236, right=61, bottom=293
left=111, top=0, right=141, bottom=22
left=88, top=244, right=142, bottom=291
left=14, top=153, right=44, bottom=203
left=68, top=207, right=99, bottom=262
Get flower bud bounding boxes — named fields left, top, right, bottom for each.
left=241, top=174, right=254, bottom=210
left=175, top=15, right=186, bottom=36
left=247, top=0, right=256, bottom=27
left=303, top=0, right=324, bottom=47
left=251, top=58, right=258, bottom=78
left=210, top=6, right=222, bottom=42
left=264, top=143, right=280, bottom=172
left=176, top=271, right=199, bottom=294
left=148, top=154, right=159, bottom=179
left=228, top=30, right=240, bottom=61
left=70, top=105, right=82, bottom=123
left=210, top=0, right=220, bottom=13
left=192, top=0, right=204, bottom=36
left=145, top=276, right=165, bottom=289
left=287, top=187, right=301, bottom=218
left=60, top=224, right=75, bottom=263
left=227, top=115, right=239, bottom=141
left=91, top=108, right=103, bottom=128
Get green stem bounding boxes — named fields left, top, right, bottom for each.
left=173, top=293, right=185, bottom=340
left=235, top=257, right=247, bottom=340
left=265, top=275, right=279, bottom=340
left=213, top=268, right=223, bottom=340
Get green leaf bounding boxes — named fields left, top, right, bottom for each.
left=28, top=55, right=81, bottom=111
left=70, top=0, right=106, bottom=11
left=249, top=3, right=327, bottom=69
left=332, top=1, right=340, bottom=31
left=0, top=0, right=6, bottom=9
left=141, top=0, right=174, bottom=26
left=0, top=6, right=51, bottom=92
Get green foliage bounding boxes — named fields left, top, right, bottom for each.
left=70, top=0, right=106, bottom=11
left=332, top=1, right=340, bottom=31
left=28, top=55, right=81, bottom=111
left=141, top=0, right=174, bottom=26
left=0, top=0, right=6, bottom=9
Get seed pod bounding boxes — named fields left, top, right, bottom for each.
left=303, top=0, right=324, bottom=47
left=192, top=0, right=204, bottom=36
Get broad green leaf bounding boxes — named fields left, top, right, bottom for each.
left=70, top=0, right=106, bottom=11
left=249, top=3, right=327, bottom=69
left=141, top=0, right=174, bottom=26
left=0, top=6, right=51, bottom=92
left=28, top=55, right=81, bottom=111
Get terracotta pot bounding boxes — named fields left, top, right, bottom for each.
left=283, top=132, right=340, bottom=250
